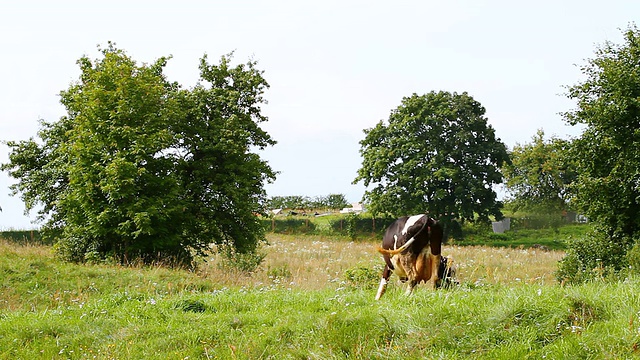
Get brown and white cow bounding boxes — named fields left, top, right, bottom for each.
left=375, top=214, right=445, bottom=300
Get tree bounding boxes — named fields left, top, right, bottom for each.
left=1, top=44, right=276, bottom=266
left=353, top=91, right=509, bottom=224
left=502, top=129, right=576, bottom=214
left=325, top=193, right=350, bottom=210
left=557, top=25, right=640, bottom=281
left=174, top=53, right=276, bottom=256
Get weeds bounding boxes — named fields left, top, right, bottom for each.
left=2, top=235, right=639, bottom=359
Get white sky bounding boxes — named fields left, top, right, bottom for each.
left=0, top=0, right=637, bottom=229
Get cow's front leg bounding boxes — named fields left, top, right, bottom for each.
left=375, top=264, right=392, bottom=300
left=404, top=279, right=418, bottom=296
left=427, top=253, right=442, bottom=289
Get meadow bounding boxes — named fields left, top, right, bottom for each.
left=2, top=229, right=640, bottom=359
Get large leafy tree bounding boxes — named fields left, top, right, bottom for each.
left=502, top=129, right=576, bottom=213
left=354, top=91, right=509, bottom=223
left=557, top=25, right=640, bottom=282
left=564, top=25, right=640, bottom=239
left=175, top=54, right=276, bottom=255
left=1, top=45, right=275, bottom=265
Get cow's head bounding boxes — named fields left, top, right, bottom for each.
left=437, top=256, right=458, bottom=288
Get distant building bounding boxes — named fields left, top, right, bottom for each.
left=339, top=202, right=365, bottom=214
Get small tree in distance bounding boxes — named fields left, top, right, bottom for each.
left=502, top=129, right=577, bottom=215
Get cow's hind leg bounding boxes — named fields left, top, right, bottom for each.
left=400, top=255, right=418, bottom=296
left=375, top=265, right=392, bottom=300
left=427, top=253, right=442, bottom=289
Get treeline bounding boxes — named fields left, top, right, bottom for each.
left=260, top=214, right=397, bottom=238
left=0, top=230, right=50, bottom=245
left=266, top=194, right=350, bottom=211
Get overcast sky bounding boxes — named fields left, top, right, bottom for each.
left=1, top=1, right=638, bottom=229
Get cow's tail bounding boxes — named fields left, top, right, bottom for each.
left=376, top=235, right=417, bottom=256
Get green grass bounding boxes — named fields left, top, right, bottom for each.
left=454, top=224, right=592, bottom=250
left=1, top=238, right=640, bottom=359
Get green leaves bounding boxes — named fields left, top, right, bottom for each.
left=555, top=24, right=640, bottom=283
left=563, top=24, right=640, bottom=238
left=354, top=91, right=509, bottom=223
left=2, top=46, right=276, bottom=265
left=502, top=129, right=575, bottom=214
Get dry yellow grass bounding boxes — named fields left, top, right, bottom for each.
left=198, top=234, right=565, bottom=290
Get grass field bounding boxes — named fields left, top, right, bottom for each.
left=2, top=230, right=639, bottom=359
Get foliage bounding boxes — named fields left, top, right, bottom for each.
left=261, top=217, right=317, bottom=234
left=344, top=213, right=360, bottom=239
left=1, top=44, right=275, bottom=265
left=504, top=210, right=567, bottom=231
left=266, top=264, right=292, bottom=282
left=327, top=214, right=397, bottom=238
left=502, top=129, right=577, bottom=214
left=0, top=230, right=48, bottom=245
left=625, top=241, right=640, bottom=275
left=267, top=193, right=349, bottom=210
left=215, top=243, right=267, bottom=274
left=456, top=223, right=588, bottom=251
left=556, top=226, right=634, bottom=284
left=558, top=24, right=640, bottom=281
left=343, top=265, right=381, bottom=289
left=354, top=91, right=510, bottom=224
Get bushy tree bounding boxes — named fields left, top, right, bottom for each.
left=354, top=91, right=509, bottom=223
left=324, top=193, right=350, bottom=210
left=502, top=129, right=576, bottom=214
left=174, top=53, right=276, bottom=256
left=1, top=44, right=275, bottom=266
left=558, top=25, right=640, bottom=282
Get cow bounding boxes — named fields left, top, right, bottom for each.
left=375, top=214, right=447, bottom=300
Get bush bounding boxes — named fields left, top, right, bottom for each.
left=625, top=241, right=640, bottom=275
left=262, top=218, right=316, bottom=234
left=0, top=230, right=49, bottom=245
left=216, top=244, right=266, bottom=273
left=267, top=264, right=292, bottom=282
left=556, top=227, right=633, bottom=284
left=511, top=213, right=564, bottom=230
left=328, top=215, right=396, bottom=238
left=344, top=265, right=382, bottom=289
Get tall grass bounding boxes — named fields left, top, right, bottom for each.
left=196, top=234, right=565, bottom=291
left=2, top=235, right=639, bottom=359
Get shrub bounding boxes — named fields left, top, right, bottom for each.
left=267, top=264, right=292, bottom=282
left=625, top=241, right=640, bottom=275
left=344, top=265, right=381, bottom=289
left=510, top=213, right=565, bottom=230
left=262, top=218, right=316, bottom=234
left=556, top=227, right=633, bottom=284
left=216, top=244, right=266, bottom=274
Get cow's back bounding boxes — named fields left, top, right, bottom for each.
left=381, top=216, right=409, bottom=251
